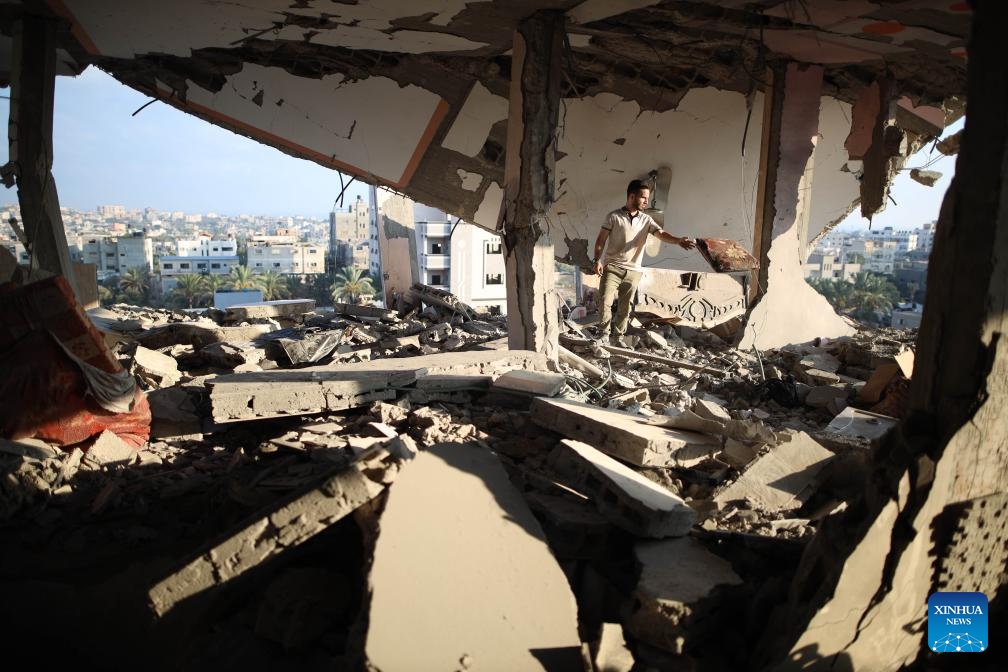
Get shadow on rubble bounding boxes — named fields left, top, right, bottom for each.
left=0, top=422, right=374, bottom=672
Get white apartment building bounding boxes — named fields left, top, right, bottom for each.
left=804, top=253, right=861, bottom=282
left=330, top=195, right=370, bottom=244
left=844, top=239, right=897, bottom=274
left=414, top=205, right=507, bottom=314
left=160, top=255, right=239, bottom=292
left=248, top=238, right=326, bottom=275
left=82, top=232, right=154, bottom=274
left=867, top=226, right=918, bottom=253
left=176, top=235, right=238, bottom=258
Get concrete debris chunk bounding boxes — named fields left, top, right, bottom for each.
left=332, top=302, right=396, bottom=320
left=594, top=623, right=635, bottom=672
left=719, top=439, right=761, bottom=469
left=713, top=431, right=835, bottom=512
left=548, top=439, right=696, bottom=538
left=492, top=370, right=567, bottom=397
left=804, top=384, right=848, bottom=409
left=132, top=345, right=181, bottom=387
left=224, top=299, right=315, bottom=322
left=525, top=491, right=610, bottom=558
left=137, top=321, right=276, bottom=349
left=84, top=429, right=135, bottom=467
left=824, top=407, right=898, bottom=441
left=366, top=442, right=582, bottom=671
left=799, top=352, right=841, bottom=373
left=532, top=398, right=720, bottom=467
left=149, top=445, right=400, bottom=617
left=649, top=409, right=725, bottom=436
left=627, top=538, right=742, bottom=654
left=692, top=398, right=732, bottom=423
left=200, top=341, right=267, bottom=370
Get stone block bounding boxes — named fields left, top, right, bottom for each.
left=224, top=299, right=315, bottom=321
left=548, top=439, right=696, bottom=538
left=133, top=345, right=180, bottom=387
left=805, top=384, right=848, bottom=408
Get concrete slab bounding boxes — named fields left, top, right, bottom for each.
left=627, top=538, right=742, bottom=654
left=224, top=299, right=315, bottom=321
left=492, top=369, right=567, bottom=397
left=548, top=440, right=696, bottom=538
left=366, top=442, right=582, bottom=671
left=208, top=351, right=547, bottom=422
left=713, top=431, right=835, bottom=511
left=531, top=398, right=720, bottom=467
left=149, top=445, right=399, bottom=617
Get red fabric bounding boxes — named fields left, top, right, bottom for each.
left=0, top=330, right=150, bottom=449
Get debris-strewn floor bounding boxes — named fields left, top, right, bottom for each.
left=0, top=284, right=920, bottom=671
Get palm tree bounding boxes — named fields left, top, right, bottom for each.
left=849, top=271, right=899, bottom=322
left=808, top=277, right=854, bottom=313
left=170, top=274, right=206, bottom=309
left=330, top=267, right=375, bottom=305
left=200, top=274, right=228, bottom=306
left=118, top=267, right=149, bottom=298
left=256, top=270, right=289, bottom=300
left=285, top=275, right=307, bottom=299
left=228, top=265, right=259, bottom=290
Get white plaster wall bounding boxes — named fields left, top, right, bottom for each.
left=66, top=0, right=484, bottom=58
left=450, top=224, right=507, bottom=309
left=551, top=88, right=764, bottom=273
left=442, top=83, right=509, bottom=157
left=183, top=64, right=443, bottom=186
left=807, top=97, right=862, bottom=248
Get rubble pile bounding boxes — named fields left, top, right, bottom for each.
left=0, top=278, right=919, bottom=671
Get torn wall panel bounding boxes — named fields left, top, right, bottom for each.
left=807, top=97, right=862, bottom=246
left=181, top=64, right=445, bottom=187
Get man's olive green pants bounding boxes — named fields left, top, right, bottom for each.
left=596, top=264, right=641, bottom=338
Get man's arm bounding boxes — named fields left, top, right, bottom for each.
left=653, top=229, right=696, bottom=250
left=593, top=228, right=610, bottom=275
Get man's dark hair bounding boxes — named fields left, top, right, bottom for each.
left=627, top=179, right=649, bottom=197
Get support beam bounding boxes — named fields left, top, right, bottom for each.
left=739, top=63, right=853, bottom=351
left=500, top=11, right=563, bottom=357
left=8, top=17, right=77, bottom=297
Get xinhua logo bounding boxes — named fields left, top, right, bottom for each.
left=928, top=592, right=988, bottom=653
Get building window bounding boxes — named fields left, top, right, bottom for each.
left=308, top=248, right=317, bottom=254
left=485, top=241, right=502, bottom=254
left=274, top=262, right=281, bottom=268
left=212, top=247, right=219, bottom=252
left=430, top=273, right=442, bottom=285
left=180, top=263, right=190, bottom=269
left=255, top=262, right=263, bottom=267
left=163, top=263, right=173, bottom=270
left=211, top=263, right=220, bottom=269
left=431, top=243, right=443, bottom=254
left=485, top=273, right=503, bottom=285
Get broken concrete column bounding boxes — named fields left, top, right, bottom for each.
left=7, top=16, right=78, bottom=298
left=548, top=439, right=696, bottom=537
left=741, top=63, right=854, bottom=350
left=501, top=11, right=563, bottom=358
left=365, top=442, right=581, bottom=670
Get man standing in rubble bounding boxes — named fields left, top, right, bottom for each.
left=591, top=179, right=696, bottom=347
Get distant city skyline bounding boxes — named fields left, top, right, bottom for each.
left=1, top=66, right=960, bottom=227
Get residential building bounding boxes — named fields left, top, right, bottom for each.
left=159, top=254, right=239, bottom=292
left=248, top=236, right=326, bottom=275
left=804, top=253, right=861, bottom=282
left=176, top=234, right=238, bottom=258
left=82, top=231, right=153, bottom=275
left=414, top=204, right=507, bottom=314
left=890, top=303, right=924, bottom=329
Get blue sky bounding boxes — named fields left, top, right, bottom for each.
left=1, top=66, right=959, bottom=226
left=0, top=67, right=369, bottom=218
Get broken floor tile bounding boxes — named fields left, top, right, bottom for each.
left=824, top=407, right=898, bottom=441
left=365, top=442, right=582, bottom=671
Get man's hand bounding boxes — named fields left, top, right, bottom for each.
left=677, top=236, right=696, bottom=250
left=594, top=260, right=603, bottom=276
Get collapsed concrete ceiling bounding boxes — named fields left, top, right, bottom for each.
left=1, top=1, right=968, bottom=270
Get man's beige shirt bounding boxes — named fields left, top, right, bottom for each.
left=601, top=207, right=660, bottom=270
